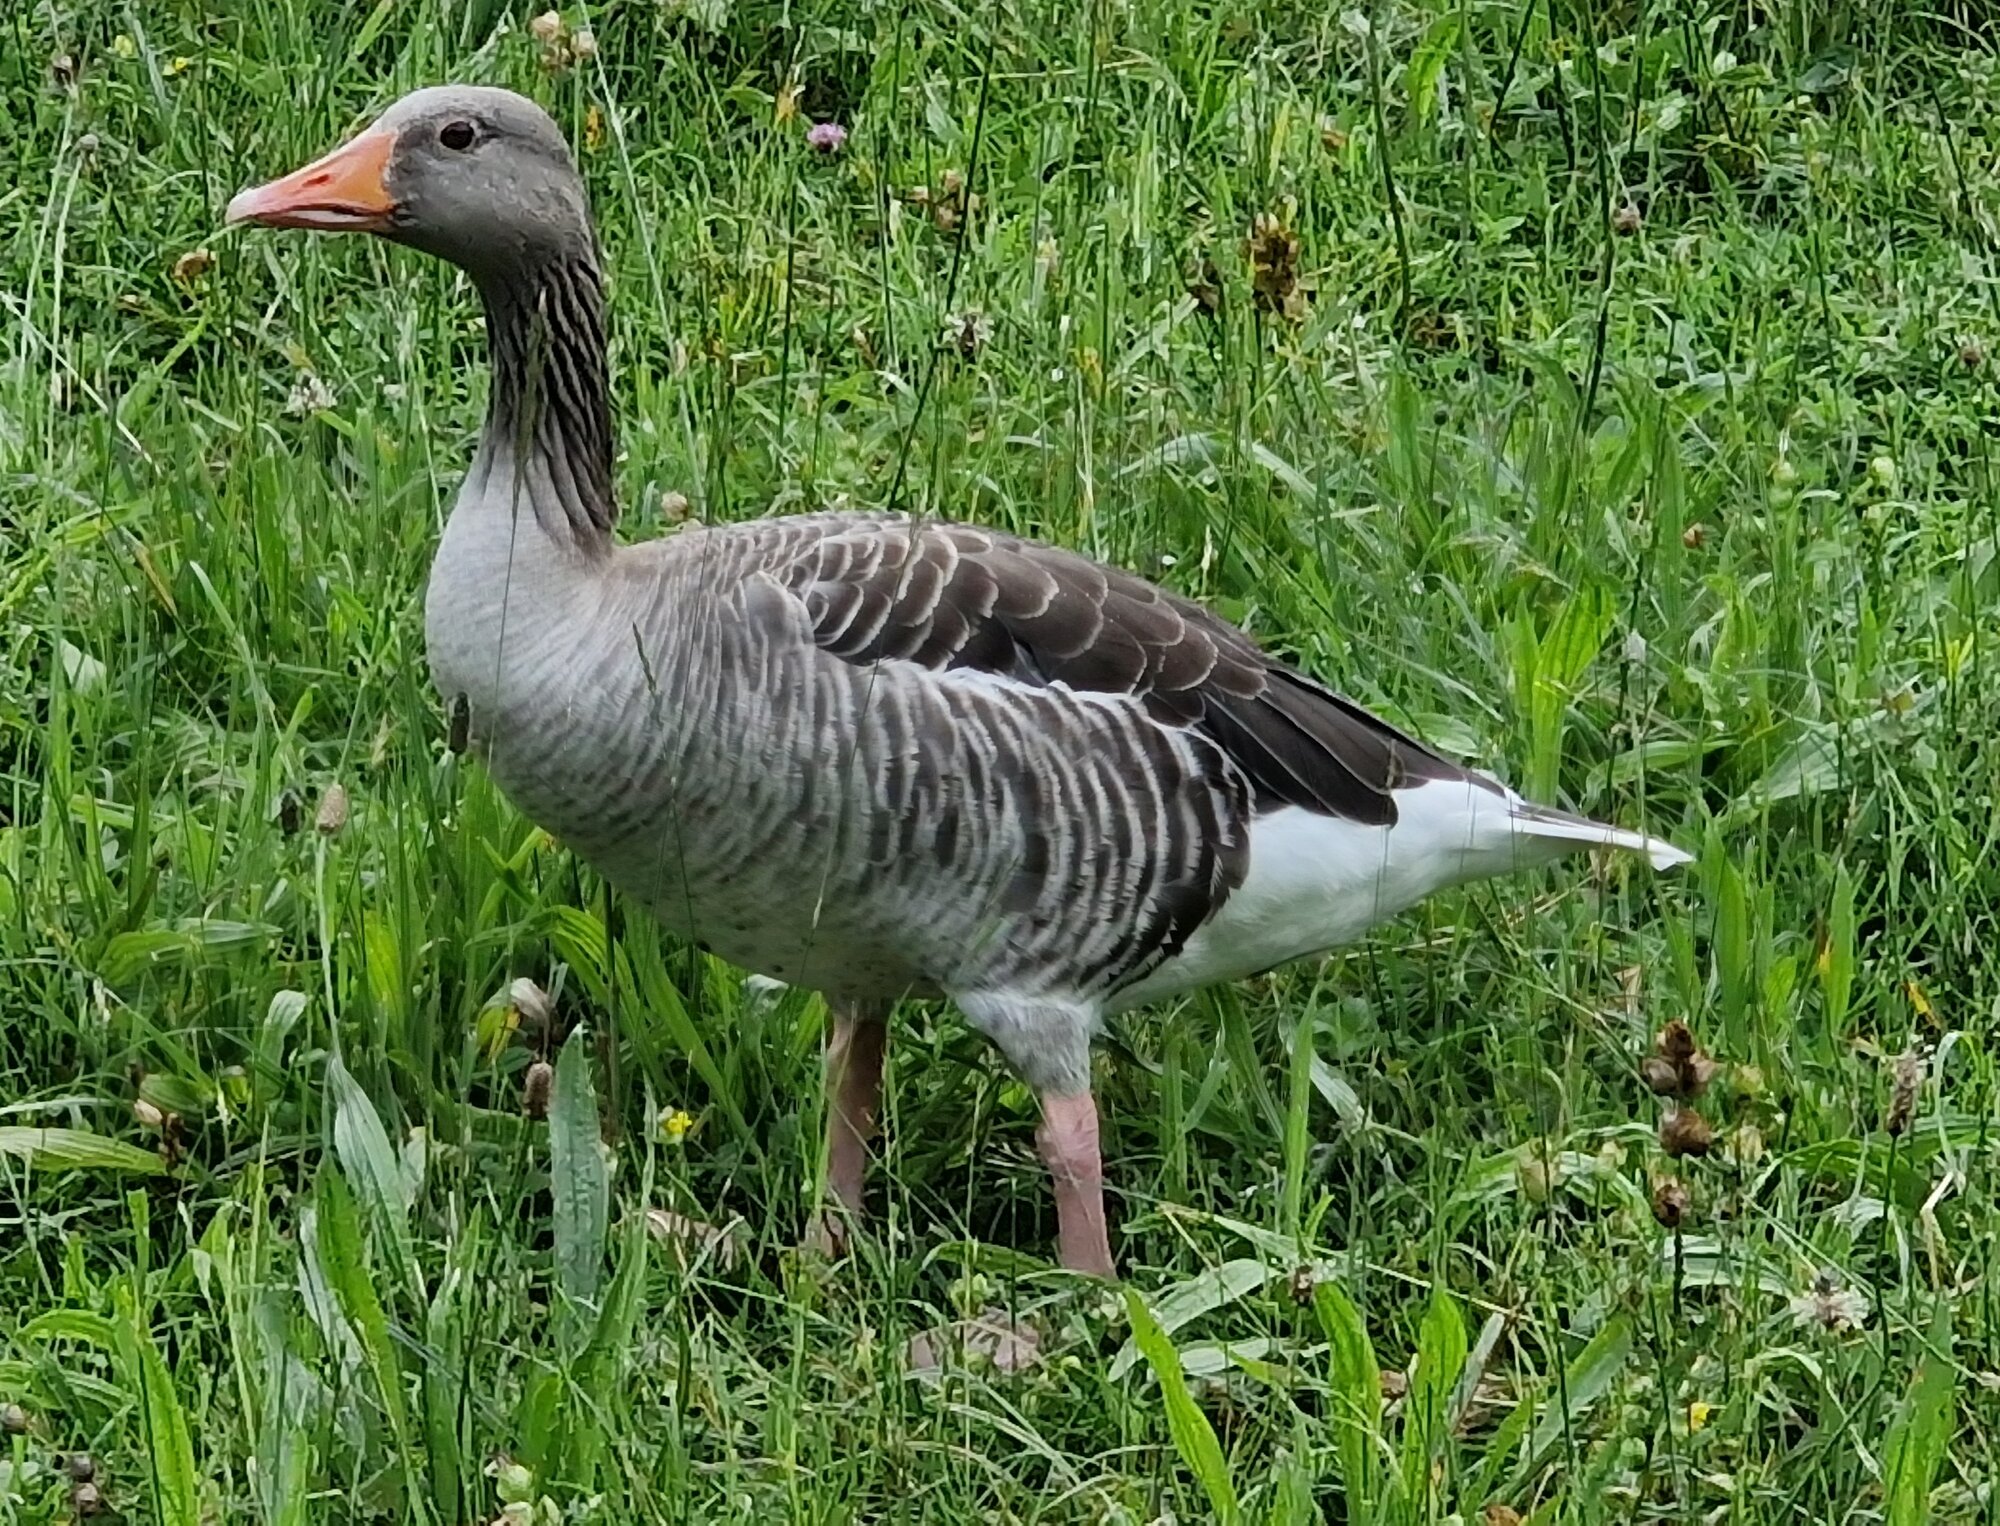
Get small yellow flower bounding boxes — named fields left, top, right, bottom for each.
left=659, top=1108, right=696, bottom=1145
left=1687, top=1399, right=1713, bottom=1431
left=112, top=35, right=136, bottom=59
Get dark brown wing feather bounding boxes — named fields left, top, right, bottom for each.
left=772, top=515, right=1478, bottom=825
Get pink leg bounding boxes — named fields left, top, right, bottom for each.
left=808, top=1003, right=887, bottom=1254
left=1037, top=1091, right=1116, bottom=1278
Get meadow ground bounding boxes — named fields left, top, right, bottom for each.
left=3, top=1, right=1998, bottom=1521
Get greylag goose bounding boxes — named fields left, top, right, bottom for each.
left=229, top=86, right=1690, bottom=1278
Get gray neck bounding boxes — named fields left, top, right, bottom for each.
left=474, top=250, right=616, bottom=557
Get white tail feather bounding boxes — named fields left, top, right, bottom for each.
left=1510, top=804, right=1694, bottom=872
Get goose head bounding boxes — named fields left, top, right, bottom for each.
left=230, top=86, right=619, bottom=546
left=227, top=85, right=593, bottom=279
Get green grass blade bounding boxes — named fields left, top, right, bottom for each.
left=0, top=1126, right=167, bottom=1174
left=1312, top=1280, right=1384, bottom=1520
left=1398, top=1285, right=1467, bottom=1509
left=1482, top=1312, right=1634, bottom=1497
left=113, top=1283, right=200, bottom=1526
left=549, top=1026, right=610, bottom=1318
left=1884, top=1303, right=1956, bottom=1526
left=326, top=1052, right=420, bottom=1295
left=313, top=1163, right=421, bottom=1511
left=1124, top=1287, right=1242, bottom=1526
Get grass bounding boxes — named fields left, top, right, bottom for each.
left=2, top=0, right=1998, bottom=1520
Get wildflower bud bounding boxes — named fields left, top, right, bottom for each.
left=509, top=977, right=554, bottom=1035
left=1483, top=1507, right=1525, bottom=1526
left=1867, top=454, right=1898, bottom=489
left=497, top=1461, right=535, bottom=1504
left=1639, top=1056, right=1681, bottom=1096
left=171, top=248, right=214, bottom=288
left=1516, top=1154, right=1555, bottom=1203
left=0, top=1402, right=27, bottom=1435
left=315, top=782, right=349, bottom=835
left=1724, top=1121, right=1765, bottom=1168
left=1659, top=1107, right=1712, bottom=1159
left=1612, top=201, right=1642, bottom=235
left=1650, top=1176, right=1691, bottom=1229
left=805, top=121, right=847, bottom=155
left=523, top=1060, right=554, bottom=1121
left=133, top=1097, right=165, bottom=1129
left=1681, top=522, right=1707, bottom=549
left=1959, top=339, right=1984, bottom=369
left=1789, top=1267, right=1868, bottom=1331
left=72, top=1481, right=104, bottom=1516
left=529, top=10, right=564, bottom=42
left=66, top=1452, right=96, bottom=1483
left=571, top=28, right=597, bottom=60
left=1771, top=457, right=1800, bottom=491
left=1885, top=1047, right=1924, bottom=1137
left=1287, top=1264, right=1317, bottom=1305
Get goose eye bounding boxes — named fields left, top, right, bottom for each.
left=439, top=120, right=476, bottom=151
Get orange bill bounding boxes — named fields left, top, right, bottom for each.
left=227, top=129, right=396, bottom=231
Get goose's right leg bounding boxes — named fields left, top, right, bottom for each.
left=956, top=991, right=1116, bottom=1278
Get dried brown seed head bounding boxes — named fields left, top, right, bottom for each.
left=71, top=1481, right=104, bottom=1516
left=1682, top=522, right=1708, bottom=549
left=1639, top=1056, right=1682, bottom=1096
left=0, top=1402, right=27, bottom=1435
left=1483, top=1507, right=1526, bottom=1526
left=315, top=782, right=349, bottom=836
left=1612, top=201, right=1642, bottom=235
left=1651, top=1176, right=1691, bottom=1229
left=1245, top=209, right=1307, bottom=322
left=1960, top=339, right=1985, bottom=369
left=1656, top=1020, right=1697, bottom=1065
left=1659, top=1107, right=1713, bottom=1159
left=1683, top=1054, right=1721, bottom=1099
left=66, top=1452, right=95, bottom=1482
left=1287, top=1264, right=1317, bottom=1305
left=1886, top=1046, right=1924, bottom=1137
left=523, top=1060, right=554, bottom=1121
left=133, top=1097, right=166, bottom=1129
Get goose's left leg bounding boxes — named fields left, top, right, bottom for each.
left=806, top=999, right=889, bottom=1255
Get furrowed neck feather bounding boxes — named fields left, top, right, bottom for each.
left=474, top=249, right=616, bottom=556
